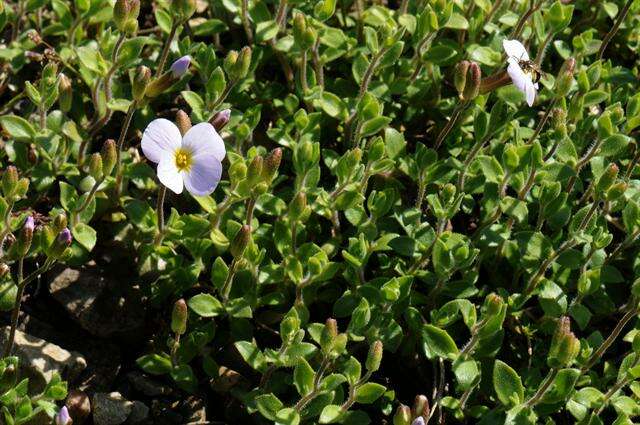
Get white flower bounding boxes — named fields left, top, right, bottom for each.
left=141, top=119, right=226, bottom=196
left=503, top=39, right=538, bottom=107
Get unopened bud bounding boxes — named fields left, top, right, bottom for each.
left=262, top=148, right=282, bottom=183
left=171, top=299, right=188, bottom=335
left=232, top=47, right=252, bottom=80
left=412, top=418, right=426, bottom=425
left=55, top=406, right=72, bottom=425
left=132, top=65, right=151, bottom=100
left=289, top=192, right=307, bottom=220
left=210, top=109, right=231, bottom=131
left=462, top=62, right=481, bottom=101
left=246, top=155, right=264, bottom=186
left=606, top=182, right=627, bottom=202
left=113, top=0, right=138, bottom=32
left=548, top=316, right=580, bottom=368
left=454, top=60, right=470, bottom=96
left=58, top=74, right=72, bottom=112
left=229, top=225, right=251, bottom=259
left=229, top=161, right=247, bottom=184
left=596, top=163, right=619, bottom=197
left=485, top=293, right=504, bottom=317
left=412, top=395, right=430, bottom=419
left=223, top=50, right=238, bottom=77
left=101, top=139, right=117, bottom=177
left=175, top=110, right=192, bottom=136
left=2, top=166, right=18, bottom=198
left=53, top=213, right=67, bottom=232
left=170, top=55, right=191, bottom=78
left=66, top=390, right=90, bottom=424
left=0, top=263, right=9, bottom=278
left=16, top=216, right=35, bottom=257
left=552, top=107, right=567, bottom=139
left=320, top=318, right=338, bottom=353
left=88, top=153, right=103, bottom=181
left=393, top=404, right=411, bottom=425
left=365, top=340, right=383, bottom=372
left=555, top=57, right=575, bottom=97
left=49, top=228, right=72, bottom=259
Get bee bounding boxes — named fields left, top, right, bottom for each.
left=509, top=54, right=543, bottom=84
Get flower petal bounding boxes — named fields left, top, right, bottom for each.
left=502, top=39, right=529, bottom=61
left=525, top=80, right=537, bottom=106
left=141, top=119, right=182, bottom=163
left=183, top=153, right=223, bottom=196
left=182, top=122, right=226, bottom=162
left=507, top=61, right=529, bottom=93
left=157, top=152, right=183, bottom=194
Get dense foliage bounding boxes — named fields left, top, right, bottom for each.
left=2, top=0, right=640, bottom=423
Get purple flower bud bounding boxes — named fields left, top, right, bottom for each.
left=24, top=216, right=35, bottom=231
left=412, top=417, right=426, bottom=425
left=210, top=108, right=231, bottom=131
left=170, top=55, right=191, bottom=78
left=55, top=406, right=71, bottom=425
left=58, top=228, right=72, bottom=245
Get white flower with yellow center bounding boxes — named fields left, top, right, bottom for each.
left=503, top=39, right=539, bottom=107
left=141, top=119, right=226, bottom=196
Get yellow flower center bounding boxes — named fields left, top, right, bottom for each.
left=174, top=148, right=193, bottom=172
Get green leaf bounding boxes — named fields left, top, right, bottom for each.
left=275, top=408, right=300, bottom=425
left=188, top=294, right=224, bottom=317
left=255, top=394, right=284, bottom=421
left=422, top=324, right=459, bottom=359
left=319, top=405, right=343, bottom=424
left=72, top=223, right=97, bottom=251
left=354, top=382, right=386, bottom=404
left=293, top=358, right=315, bottom=396
left=0, top=115, right=36, bottom=141
left=136, top=354, right=172, bottom=375
left=493, top=360, right=524, bottom=407
left=234, top=341, right=267, bottom=372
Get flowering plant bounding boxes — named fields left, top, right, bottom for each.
left=1, top=0, right=640, bottom=423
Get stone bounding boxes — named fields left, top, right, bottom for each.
left=181, top=396, right=206, bottom=424
left=126, top=401, right=150, bottom=424
left=0, top=327, right=86, bottom=393
left=66, top=389, right=91, bottom=424
left=49, top=266, right=146, bottom=338
left=127, top=372, right=172, bottom=397
left=92, top=392, right=133, bottom=425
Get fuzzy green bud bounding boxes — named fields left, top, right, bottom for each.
left=261, top=148, right=282, bottom=183
left=461, top=62, right=481, bottom=101
left=101, top=139, right=117, bottom=177
left=132, top=65, right=151, bottom=100
left=393, top=405, right=411, bottom=425
left=606, top=182, right=627, bottom=202
left=52, top=213, right=67, bottom=233
left=320, top=318, right=338, bottom=354
left=232, top=47, right=252, bottom=81
left=548, top=316, right=580, bottom=368
left=58, top=73, right=72, bottom=112
left=484, top=293, right=504, bottom=317
left=365, top=340, right=383, bottom=372
left=253, top=182, right=268, bottom=196
left=230, top=225, right=251, bottom=259
left=289, top=192, right=307, bottom=220
left=2, top=166, right=18, bottom=198
left=223, top=50, right=239, bottom=77
left=454, top=60, right=470, bottom=97
left=596, top=163, right=619, bottom=197
left=171, top=299, right=188, bottom=335
left=552, top=107, right=568, bottom=139
left=246, top=155, right=264, bottom=186
left=113, top=0, right=139, bottom=32
left=88, top=153, right=103, bottom=181
left=10, top=216, right=34, bottom=258
left=554, top=57, right=575, bottom=97
left=280, top=313, right=300, bottom=342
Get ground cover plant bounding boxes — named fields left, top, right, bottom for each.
left=1, top=0, right=640, bottom=423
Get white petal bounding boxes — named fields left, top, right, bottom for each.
left=157, top=152, right=183, bottom=194
left=525, top=80, right=537, bottom=106
left=507, top=61, right=529, bottom=93
left=182, top=122, right=226, bottom=162
left=141, top=119, right=182, bottom=163
left=502, top=39, right=529, bottom=61
left=183, top=153, right=223, bottom=196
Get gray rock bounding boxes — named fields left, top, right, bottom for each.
left=126, top=401, right=150, bottom=424
left=92, top=392, right=133, bottom=425
left=0, top=327, right=86, bottom=392
left=127, top=372, right=172, bottom=397
left=49, top=267, right=145, bottom=338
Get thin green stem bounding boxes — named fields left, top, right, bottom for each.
left=597, top=0, right=634, bottom=61
left=114, top=100, right=138, bottom=198
left=524, top=368, right=558, bottom=408
left=153, top=185, right=167, bottom=247
left=156, top=24, right=179, bottom=77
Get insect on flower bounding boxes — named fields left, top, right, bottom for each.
left=503, top=39, right=541, bottom=107
left=141, top=119, right=226, bottom=196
